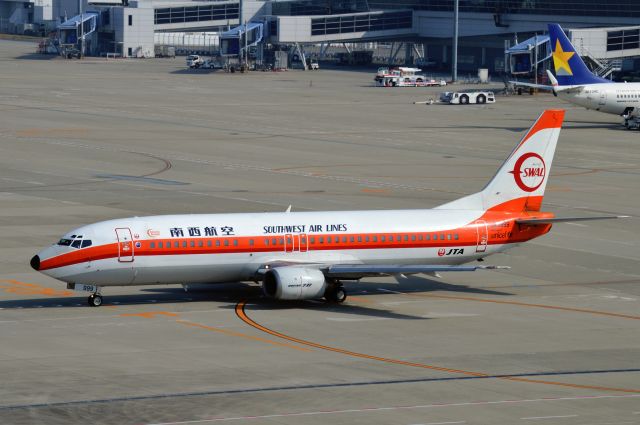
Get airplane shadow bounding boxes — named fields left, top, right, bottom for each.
left=0, top=277, right=513, bottom=318
left=563, top=120, right=622, bottom=130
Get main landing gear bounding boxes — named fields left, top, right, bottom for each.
left=325, top=282, right=347, bottom=303
left=88, top=290, right=103, bottom=307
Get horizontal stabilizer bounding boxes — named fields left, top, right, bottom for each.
left=516, top=215, right=628, bottom=225
left=326, top=264, right=508, bottom=279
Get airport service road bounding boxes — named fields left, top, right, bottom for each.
left=0, top=40, right=638, bottom=425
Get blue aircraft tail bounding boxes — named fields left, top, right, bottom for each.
left=548, top=23, right=609, bottom=86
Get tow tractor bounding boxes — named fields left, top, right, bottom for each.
left=375, top=67, right=446, bottom=87
left=440, top=91, right=495, bottom=104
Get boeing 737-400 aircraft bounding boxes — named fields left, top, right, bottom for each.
left=513, top=24, right=640, bottom=129
left=31, top=110, right=623, bottom=306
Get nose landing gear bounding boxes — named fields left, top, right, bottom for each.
left=88, top=289, right=103, bottom=307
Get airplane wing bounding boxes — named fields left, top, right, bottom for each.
left=516, top=215, right=628, bottom=225
left=509, top=81, right=555, bottom=91
left=256, top=262, right=507, bottom=280
left=324, top=264, right=507, bottom=279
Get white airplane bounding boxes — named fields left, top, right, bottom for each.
left=31, top=110, right=622, bottom=307
left=513, top=24, right=640, bottom=129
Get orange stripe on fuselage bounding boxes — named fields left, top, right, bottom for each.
left=38, top=217, right=551, bottom=271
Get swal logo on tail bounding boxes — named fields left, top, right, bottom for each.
left=510, top=152, right=546, bottom=192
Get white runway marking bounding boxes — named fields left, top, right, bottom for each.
left=144, top=394, right=640, bottom=425
left=521, top=415, right=578, bottom=420
left=423, top=421, right=466, bottom=425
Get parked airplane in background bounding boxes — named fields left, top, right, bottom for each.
left=513, top=24, right=640, bottom=129
left=31, top=110, right=623, bottom=307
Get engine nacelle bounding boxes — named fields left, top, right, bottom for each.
left=262, top=267, right=327, bottom=300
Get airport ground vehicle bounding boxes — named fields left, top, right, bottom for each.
left=375, top=67, right=446, bottom=87
left=441, top=91, right=495, bottom=104
left=186, top=55, right=205, bottom=68
left=155, top=46, right=176, bottom=58
left=31, top=110, right=623, bottom=307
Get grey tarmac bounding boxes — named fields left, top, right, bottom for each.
left=0, top=40, right=638, bottom=425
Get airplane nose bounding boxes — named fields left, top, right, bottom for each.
left=30, top=255, right=40, bottom=271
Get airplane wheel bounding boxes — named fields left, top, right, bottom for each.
left=88, top=294, right=103, bottom=307
left=334, top=287, right=347, bottom=303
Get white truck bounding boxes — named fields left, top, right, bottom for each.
left=375, top=67, right=446, bottom=87
left=186, top=55, right=205, bottom=68
left=441, top=91, right=495, bottom=104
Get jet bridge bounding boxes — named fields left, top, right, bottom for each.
left=506, top=35, right=551, bottom=76
left=58, top=12, right=98, bottom=57
left=220, top=21, right=264, bottom=56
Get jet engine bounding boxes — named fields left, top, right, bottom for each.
left=262, top=267, right=327, bottom=300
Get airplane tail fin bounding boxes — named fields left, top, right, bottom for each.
left=548, top=23, right=609, bottom=86
left=436, top=110, right=565, bottom=213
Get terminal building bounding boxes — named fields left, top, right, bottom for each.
left=2, top=0, right=639, bottom=74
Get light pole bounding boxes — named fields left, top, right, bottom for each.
left=452, top=0, right=458, bottom=82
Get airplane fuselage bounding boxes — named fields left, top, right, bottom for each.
left=558, top=82, right=640, bottom=115
left=34, top=208, right=550, bottom=287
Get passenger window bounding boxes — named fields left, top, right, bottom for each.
left=440, top=234, right=445, bottom=240
left=198, top=240, right=203, bottom=247
left=272, top=238, right=277, bottom=246
left=234, top=240, right=238, bottom=246
left=183, top=241, right=187, bottom=248
left=249, top=239, right=254, bottom=246
left=279, top=238, right=284, bottom=245
left=373, top=236, right=377, bottom=242
left=287, top=237, right=292, bottom=245
left=418, top=235, right=423, bottom=241
left=224, top=240, right=229, bottom=247
left=158, top=241, right=163, bottom=249
left=319, top=236, right=324, bottom=243
left=207, top=240, right=212, bottom=247
left=425, top=234, right=430, bottom=241
left=190, top=241, right=195, bottom=247
left=310, top=237, right=315, bottom=244
left=365, top=236, right=370, bottom=242
left=381, top=236, right=386, bottom=242
left=342, top=236, right=347, bottom=243
left=150, top=242, right=155, bottom=249
left=174, top=241, right=179, bottom=248
left=350, top=236, right=354, bottom=242
left=454, top=234, right=459, bottom=240
left=404, top=235, right=409, bottom=241
left=447, top=234, right=452, bottom=240
left=335, top=236, right=340, bottom=243
left=411, top=235, right=416, bottom=241
left=357, top=236, right=362, bottom=242
left=216, top=240, right=221, bottom=247
left=264, top=238, right=269, bottom=246
left=81, top=240, right=92, bottom=248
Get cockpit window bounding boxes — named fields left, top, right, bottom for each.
left=58, top=238, right=92, bottom=249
